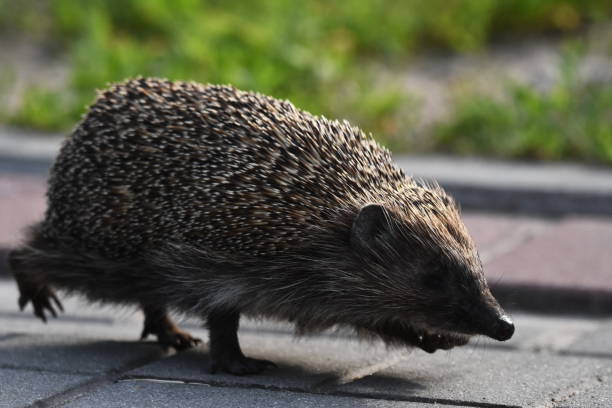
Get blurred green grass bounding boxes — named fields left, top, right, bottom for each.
left=434, top=43, right=612, bottom=164
left=1, top=0, right=612, bottom=163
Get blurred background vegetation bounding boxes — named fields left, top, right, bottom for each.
left=1, top=0, right=611, bottom=163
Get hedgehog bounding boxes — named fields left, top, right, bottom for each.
left=9, top=77, right=514, bottom=375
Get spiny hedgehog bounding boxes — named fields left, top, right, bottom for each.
left=9, top=77, right=514, bottom=375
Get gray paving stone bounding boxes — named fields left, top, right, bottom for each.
left=336, top=346, right=610, bottom=407
left=0, top=332, right=163, bottom=375
left=554, top=374, right=612, bottom=408
left=398, top=156, right=612, bottom=215
left=0, top=126, right=62, bottom=160
left=64, top=379, right=431, bottom=408
left=397, top=155, right=612, bottom=194
left=562, top=318, right=612, bottom=357
left=131, top=330, right=398, bottom=390
left=0, top=367, right=89, bottom=407
left=473, top=313, right=601, bottom=352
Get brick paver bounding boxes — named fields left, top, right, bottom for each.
left=0, top=174, right=46, bottom=247
left=486, top=217, right=612, bottom=291
left=462, top=212, right=551, bottom=263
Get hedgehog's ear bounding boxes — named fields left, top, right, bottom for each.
left=350, top=204, right=389, bottom=252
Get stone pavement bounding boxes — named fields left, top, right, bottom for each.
left=1, top=137, right=612, bottom=406
left=1, top=279, right=611, bottom=408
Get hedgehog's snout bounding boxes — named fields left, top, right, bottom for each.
left=490, top=314, right=514, bottom=341
left=470, top=299, right=514, bottom=341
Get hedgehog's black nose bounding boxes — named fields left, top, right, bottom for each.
left=492, top=314, right=514, bottom=341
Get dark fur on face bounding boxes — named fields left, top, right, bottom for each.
left=299, top=198, right=512, bottom=351
left=344, top=201, right=508, bottom=351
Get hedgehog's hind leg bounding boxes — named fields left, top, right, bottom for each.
left=141, top=304, right=202, bottom=351
left=8, top=248, right=64, bottom=322
left=207, top=310, right=276, bottom=375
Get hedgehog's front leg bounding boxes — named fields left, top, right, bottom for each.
left=207, top=310, right=276, bottom=375
left=141, top=305, right=201, bottom=351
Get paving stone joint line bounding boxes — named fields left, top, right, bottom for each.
left=22, top=350, right=167, bottom=408
left=120, top=374, right=521, bottom=408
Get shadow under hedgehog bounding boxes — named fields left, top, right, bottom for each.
left=9, top=78, right=514, bottom=375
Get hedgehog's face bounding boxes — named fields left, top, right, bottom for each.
left=350, top=203, right=514, bottom=353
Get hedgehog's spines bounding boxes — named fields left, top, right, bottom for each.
left=40, top=77, right=474, bottom=266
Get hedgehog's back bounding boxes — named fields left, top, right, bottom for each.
left=42, top=78, right=406, bottom=258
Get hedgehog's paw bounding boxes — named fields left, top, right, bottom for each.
left=418, top=332, right=470, bottom=353
left=141, top=317, right=202, bottom=351
left=156, top=327, right=202, bottom=352
left=16, top=280, right=64, bottom=323
left=10, top=249, right=64, bottom=323
left=209, top=355, right=276, bottom=376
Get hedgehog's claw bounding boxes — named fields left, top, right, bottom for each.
left=15, top=278, right=63, bottom=323
left=158, top=329, right=202, bottom=351
left=141, top=313, right=202, bottom=351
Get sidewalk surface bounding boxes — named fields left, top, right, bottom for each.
left=1, top=129, right=612, bottom=407
left=1, top=283, right=611, bottom=408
